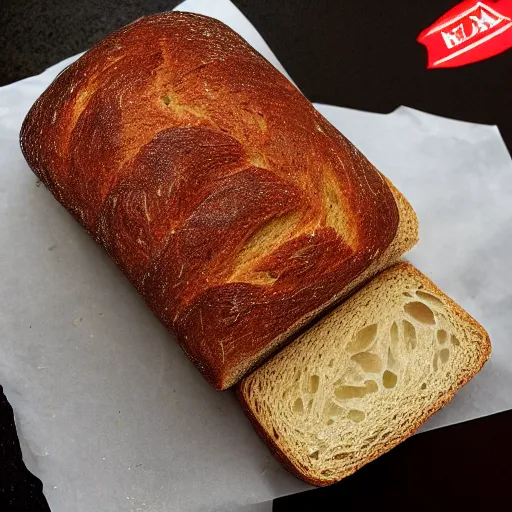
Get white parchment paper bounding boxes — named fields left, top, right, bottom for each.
left=1, top=0, right=511, bottom=511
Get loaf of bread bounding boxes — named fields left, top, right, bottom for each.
left=20, top=12, right=418, bottom=389
left=237, top=263, right=491, bottom=485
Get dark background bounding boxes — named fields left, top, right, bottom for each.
left=1, top=1, right=511, bottom=511
left=1, top=0, right=510, bottom=152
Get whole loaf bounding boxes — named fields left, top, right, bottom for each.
left=20, top=13, right=418, bottom=389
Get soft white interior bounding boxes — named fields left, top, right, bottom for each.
left=240, top=265, right=488, bottom=483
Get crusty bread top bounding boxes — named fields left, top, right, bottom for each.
left=238, top=263, right=491, bottom=485
left=20, top=12, right=416, bottom=388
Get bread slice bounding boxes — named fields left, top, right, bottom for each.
left=237, top=263, right=491, bottom=485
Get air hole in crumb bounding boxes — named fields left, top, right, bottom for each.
left=403, top=292, right=413, bottom=297
left=383, top=370, right=398, bottom=389
left=309, top=450, right=319, bottom=460
left=323, top=401, right=344, bottom=419
left=328, top=359, right=334, bottom=368
left=334, top=453, right=348, bottom=460
left=416, top=290, right=444, bottom=307
left=451, top=334, right=460, bottom=346
left=307, top=398, right=313, bottom=411
left=421, top=383, right=427, bottom=390
left=294, top=371, right=301, bottom=382
left=326, top=419, right=334, bottom=426
left=364, top=379, right=378, bottom=392
left=310, top=375, right=320, bottom=393
left=293, top=398, right=304, bottom=414
left=403, top=320, right=417, bottom=349
left=433, top=353, right=439, bottom=371
left=440, top=348, right=450, bottom=364
left=390, top=322, right=399, bottom=345
left=437, top=329, right=448, bottom=344
left=162, top=95, right=171, bottom=105
left=404, top=302, right=436, bottom=325
left=335, top=380, right=378, bottom=400
left=351, top=352, right=382, bottom=373
left=387, top=348, right=396, bottom=368
left=321, top=469, right=333, bottom=476
left=347, top=324, right=378, bottom=353
left=347, top=409, right=365, bottom=422
left=272, top=428, right=279, bottom=439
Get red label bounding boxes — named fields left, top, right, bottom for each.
left=417, top=0, right=512, bottom=68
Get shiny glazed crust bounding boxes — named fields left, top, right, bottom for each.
left=20, top=12, right=415, bottom=389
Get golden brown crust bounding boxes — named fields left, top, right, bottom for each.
left=20, top=12, right=413, bottom=389
left=237, top=263, right=491, bottom=485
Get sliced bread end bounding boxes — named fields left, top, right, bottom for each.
left=237, top=263, right=491, bottom=486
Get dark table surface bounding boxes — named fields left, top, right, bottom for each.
left=1, top=1, right=511, bottom=511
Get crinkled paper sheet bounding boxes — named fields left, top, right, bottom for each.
left=1, top=0, right=511, bottom=511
